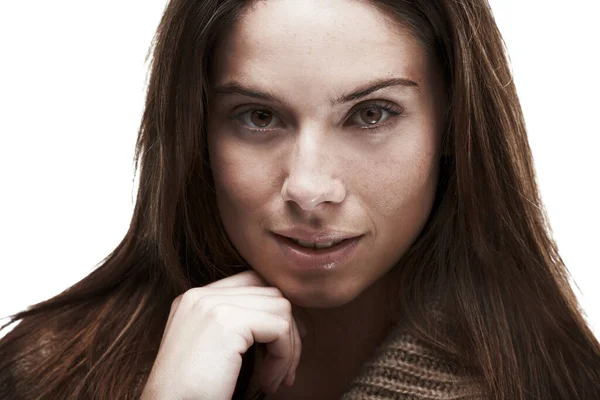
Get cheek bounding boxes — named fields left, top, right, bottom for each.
left=210, top=138, right=277, bottom=216
left=356, top=132, right=439, bottom=236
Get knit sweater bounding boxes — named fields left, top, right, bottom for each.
left=339, top=325, right=482, bottom=399
left=245, top=320, right=483, bottom=400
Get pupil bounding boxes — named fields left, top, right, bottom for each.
left=362, top=108, right=381, bottom=124
left=251, top=110, right=272, bottom=127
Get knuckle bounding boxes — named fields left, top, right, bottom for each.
left=193, top=295, right=214, bottom=315
left=179, top=288, right=199, bottom=308
left=179, top=287, right=210, bottom=309
left=195, top=294, right=217, bottom=314
left=278, top=318, right=291, bottom=335
left=207, top=303, right=232, bottom=324
left=170, top=294, right=183, bottom=310
left=277, top=297, right=292, bottom=314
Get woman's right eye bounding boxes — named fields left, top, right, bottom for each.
left=242, top=109, right=279, bottom=130
left=230, top=108, right=282, bottom=134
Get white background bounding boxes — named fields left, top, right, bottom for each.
left=0, top=1, right=598, bottom=340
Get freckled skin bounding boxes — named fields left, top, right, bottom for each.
left=206, top=0, right=445, bottom=309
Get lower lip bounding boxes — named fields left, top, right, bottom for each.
left=272, top=233, right=363, bottom=271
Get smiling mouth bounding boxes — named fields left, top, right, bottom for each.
left=272, top=233, right=363, bottom=270
left=280, top=235, right=352, bottom=251
left=275, top=233, right=363, bottom=254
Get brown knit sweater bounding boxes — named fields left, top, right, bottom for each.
left=245, top=320, right=483, bottom=400
left=339, top=325, right=482, bottom=399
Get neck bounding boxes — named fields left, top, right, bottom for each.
left=293, top=264, right=402, bottom=368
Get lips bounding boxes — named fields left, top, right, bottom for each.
left=272, top=233, right=363, bottom=271
left=279, top=235, right=351, bottom=252
left=271, top=228, right=363, bottom=244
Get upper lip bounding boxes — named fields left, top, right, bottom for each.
left=272, top=228, right=363, bottom=243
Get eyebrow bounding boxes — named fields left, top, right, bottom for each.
left=211, top=77, right=419, bottom=107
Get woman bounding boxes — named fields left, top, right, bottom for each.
left=1, top=0, right=599, bottom=399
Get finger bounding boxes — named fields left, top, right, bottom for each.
left=162, top=286, right=283, bottom=344
left=288, top=316, right=302, bottom=386
left=246, top=317, right=295, bottom=395
left=207, top=269, right=269, bottom=288
left=199, top=293, right=300, bottom=392
left=185, top=286, right=284, bottom=310
left=199, top=286, right=283, bottom=298
left=282, top=313, right=302, bottom=389
left=263, top=312, right=301, bottom=394
left=197, top=295, right=294, bottom=319
left=218, top=306, right=295, bottom=394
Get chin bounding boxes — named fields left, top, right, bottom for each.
left=277, top=280, right=363, bottom=309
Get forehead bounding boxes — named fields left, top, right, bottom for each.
left=210, top=0, right=428, bottom=94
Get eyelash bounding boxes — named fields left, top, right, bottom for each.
left=229, top=101, right=404, bottom=135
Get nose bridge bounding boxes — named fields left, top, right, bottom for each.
left=282, top=126, right=345, bottom=209
left=293, top=127, right=327, bottom=177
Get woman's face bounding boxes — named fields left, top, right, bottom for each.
left=207, top=0, right=445, bottom=308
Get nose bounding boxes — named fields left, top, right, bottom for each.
left=281, top=129, right=346, bottom=210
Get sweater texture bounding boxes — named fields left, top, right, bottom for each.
left=245, top=319, right=483, bottom=400
left=339, top=324, right=482, bottom=399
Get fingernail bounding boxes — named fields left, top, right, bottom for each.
left=284, top=371, right=295, bottom=387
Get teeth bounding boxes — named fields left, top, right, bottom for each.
left=294, top=239, right=344, bottom=249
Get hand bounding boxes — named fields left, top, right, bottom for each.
left=140, top=270, right=304, bottom=399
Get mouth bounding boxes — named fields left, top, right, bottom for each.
left=277, top=235, right=355, bottom=252
left=272, top=233, right=363, bottom=270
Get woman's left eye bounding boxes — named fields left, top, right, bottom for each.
left=349, top=103, right=404, bottom=131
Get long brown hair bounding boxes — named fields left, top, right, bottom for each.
left=1, top=1, right=599, bottom=399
